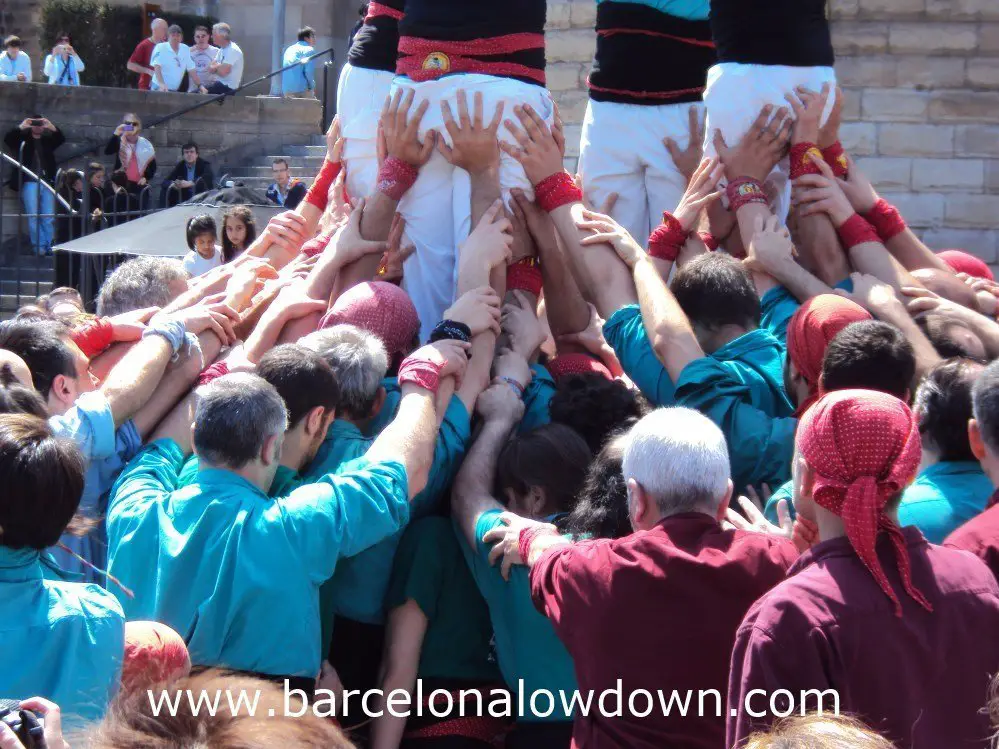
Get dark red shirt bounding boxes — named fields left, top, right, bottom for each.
left=529, top=513, right=798, bottom=749
left=129, top=37, right=156, bottom=90
left=728, top=527, right=999, bottom=748
left=945, top=488, right=999, bottom=582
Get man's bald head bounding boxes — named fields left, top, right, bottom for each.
left=151, top=18, right=168, bottom=41
left=0, top=349, right=33, bottom=388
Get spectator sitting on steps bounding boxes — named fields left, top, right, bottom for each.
left=105, top=114, right=157, bottom=198
left=162, top=142, right=215, bottom=207
left=266, top=159, right=307, bottom=210
left=189, top=25, right=219, bottom=92
left=204, top=22, right=244, bottom=95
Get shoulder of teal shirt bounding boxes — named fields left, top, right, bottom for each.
left=520, top=363, right=555, bottom=434
left=273, top=456, right=410, bottom=584
left=603, top=303, right=677, bottom=406
left=760, top=286, right=800, bottom=348
left=763, top=479, right=796, bottom=525
left=457, top=510, right=577, bottom=720
left=897, top=462, right=995, bottom=544
left=675, top=353, right=796, bottom=492
left=107, top=437, right=186, bottom=527
left=595, top=0, right=710, bottom=21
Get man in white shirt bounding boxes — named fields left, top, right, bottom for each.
left=151, top=25, right=201, bottom=92
left=0, top=35, right=32, bottom=82
left=205, top=22, right=243, bottom=95
left=188, top=25, right=218, bottom=92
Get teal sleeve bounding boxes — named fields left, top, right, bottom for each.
left=269, top=465, right=304, bottom=497
left=675, top=358, right=796, bottom=492
left=603, top=304, right=676, bottom=406
left=176, top=454, right=200, bottom=488
left=385, top=520, right=447, bottom=619
left=520, top=364, right=555, bottom=434
left=412, top=395, right=471, bottom=518
left=276, top=458, right=410, bottom=583
left=107, top=438, right=185, bottom=526
left=760, top=286, right=800, bottom=348
left=763, top=480, right=796, bottom=525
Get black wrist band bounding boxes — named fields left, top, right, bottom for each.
left=430, top=319, right=472, bottom=344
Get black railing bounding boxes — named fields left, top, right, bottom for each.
left=57, top=47, right=336, bottom=166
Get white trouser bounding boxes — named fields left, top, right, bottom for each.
left=388, top=74, right=554, bottom=338
left=336, top=62, right=396, bottom=200
left=578, top=98, right=703, bottom=247
left=702, top=62, right=837, bottom=222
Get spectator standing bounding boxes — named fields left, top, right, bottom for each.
left=205, top=22, right=243, bottom=95
left=266, top=158, right=306, bottom=210
left=3, top=115, right=65, bottom=256
left=188, top=25, right=218, bottom=92
left=161, top=142, right=215, bottom=207
left=127, top=18, right=168, bottom=90
left=0, top=35, right=32, bottom=82
left=281, top=26, right=316, bottom=98
left=43, top=31, right=84, bottom=86
left=151, top=25, right=202, bottom=92
left=104, top=113, right=157, bottom=194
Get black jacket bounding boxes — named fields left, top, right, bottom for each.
left=164, top=157, right=216, bottom=194
left=3, top=126, right=66, bottom=190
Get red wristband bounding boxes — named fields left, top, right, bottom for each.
left=697, top=231, right=720, bottom=251
left=726, top=177, right=768, bottom=212
left=507, top=258, right=543, bottom=297
left=534, top=172, right=582, bottom=213
left=837, top=213, right=881, bottom=250
left=862, top=198, right=907, bottom=243
left=822, top=141, right=849, bottom=179
left=377, top=156, right=419, bottom=202
left=789, top=142, right=824, bottom=180
left=304, top=159, right=342, bottom=212
left=648, top=212, right=688, bottom=262
left=72, top=317, right=114, bottom=360
left=518, top=525, right=552, bottom=565
left=197, top=360, right=230, bottom=387
left=397, top=355, right=443, bottom=394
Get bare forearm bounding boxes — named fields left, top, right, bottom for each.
left=245, top=307, right=292, bottom=363
left=330, top=254, right=382, bottom=301
left=871, top=304, right=941, bottom=380
left=849, top=242, right=920, bottom=293
left=539, top=234, right=590, bottom=338
left=885, top=229, right=952, bottom=273
left=791, top=210, right=851, bottom=287
left=360, top=191, right=399, bottom=241
left=633, top=255, right=704, bottom=381
left=470, top=167, right=501, bottom=229
left=768, top=258, right=834, bottom=302
left=366, top=385, right=437, bottom=499
left=151, top=390, right=200, bottom=452
left=452, top=418, right=517, bottom=547
left=102, top=336, right=174, bottom=427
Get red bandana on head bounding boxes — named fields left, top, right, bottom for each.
left=786, top=295, right=871, bottom=416
left=320, top=281, right=420, bottom=357
left=797, top=389, right=932, bottom=617
left=937, top=250, right=994, bottom=281
left=547, top=353, right=613, bottom=382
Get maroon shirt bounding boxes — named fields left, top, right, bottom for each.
left=727, top=527, right=999, bottom=748
left=129, top=37, right=156, bottom=90
left=945, top=488, right=999, bottom=582
left=529, top=512, right=799, bottom=749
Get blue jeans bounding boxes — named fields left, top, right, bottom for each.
left=21, top=181, right=55, bottom=254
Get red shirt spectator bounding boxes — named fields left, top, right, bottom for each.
left=128, top=19, right=168, bottom=90
left=530, top=514, right=798, bottom=749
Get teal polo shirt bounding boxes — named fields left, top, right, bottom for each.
left=457, top=510, right=577, bottom=722
left=0, top=547, right=124, bottom=725
left=106, top=438, right=409, bottom=679
left=898, top=462, right=995, bottom=544
left=521, top=363, right=556, bottom=434
left=603, top=304, right=678, bottom=406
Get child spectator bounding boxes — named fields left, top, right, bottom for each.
left=183, top=214, right=223, bottom=276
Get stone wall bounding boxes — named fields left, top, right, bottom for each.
left=0, top=81, right=322, bottom=174
left=544, top=0, right=999, bottom=267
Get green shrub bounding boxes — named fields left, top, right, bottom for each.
left=40, top=0, right=215, bottom=88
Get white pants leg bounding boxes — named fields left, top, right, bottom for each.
left=391, top=74, right=553, bottom=337
left=578, top=99, right=702, bottom=246
left=336, top=63, right=396, bottom=200
left=702, top=62, right=837, bottom=222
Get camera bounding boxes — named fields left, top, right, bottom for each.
left=122, top=124, right=135, bottom=132
left=29, top=119, right=44, bottom=128
left=0, top=700, right=46, bottom=748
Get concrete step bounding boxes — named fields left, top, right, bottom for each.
left=0, top=278, right=52, bottom=297
left=282, top=145, right=328, bottom=158
left=226, top=165, right=321, bottom=179
left=261, top=156, right=327, bottom=169
left=0, top=263, right=55, bottom=282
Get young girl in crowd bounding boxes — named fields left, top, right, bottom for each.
left=221, top=205, right=257, bottom=263
left=183, top=214, right=224, bottom=276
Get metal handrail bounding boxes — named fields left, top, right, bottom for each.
left=1, top=151, right=76, bottom=214
left=57, top=47, right=335, bottom=165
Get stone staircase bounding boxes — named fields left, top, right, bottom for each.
left=0, top=248, right=54, bottom=320
left=221, top=137, right=328, bottom=194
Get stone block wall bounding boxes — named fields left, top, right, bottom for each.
left=545, top=0, right=999, bottom=267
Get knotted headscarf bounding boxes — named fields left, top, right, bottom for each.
left=937, top=250, right=994, bottom=281
left=320, top=281, right=420, bottom=359
left=797, top=389, right=932, bottom=617
left=122, top=621, right=191, bottom=694
left=786, top=295, right=871, bottom=415
left=547, top=353, right=613, bottom=382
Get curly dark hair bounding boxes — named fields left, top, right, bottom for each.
left=914, top=358, right=984, bottom=462
left=548, top=373, right=649, bottom=453
left=564, top=428, right=632, bottom=540
left=495, top=423, right=592, bottom=516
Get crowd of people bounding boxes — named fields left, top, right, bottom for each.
left=3, top=1, right=999, bottom=749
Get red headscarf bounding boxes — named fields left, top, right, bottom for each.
left=320, top=281, right=420, bottom=358
left=937, top=250, right=994, bottom=281
left=547, top=353, right=613, bottom=382
left=786, top=295, right=871, bottom=415
left=122, top=621, right=191, bottom=694
left=797, top=389, right=931, bottom=617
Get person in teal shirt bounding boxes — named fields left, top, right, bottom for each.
left=372, top=517, right=508, bottom=747
left=0, top=413, right=124, bottom=725
left=107, top=357, right=458, bottom=683
left=899, top=359, right=992, bottom=543
left=452, top=379, right=591, bottom=742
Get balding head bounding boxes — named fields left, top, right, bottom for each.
left=0, top=349, right=33, bottom=389
left=151, top=17, right=168, bottom=41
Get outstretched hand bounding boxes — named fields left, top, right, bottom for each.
left=438, top=89, right=504, bottom=175
left=380, top=88, right=435, bottom=167
left=713, top=105, right=792, bottom=183
left=501, top=104, right=564, bottom=185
